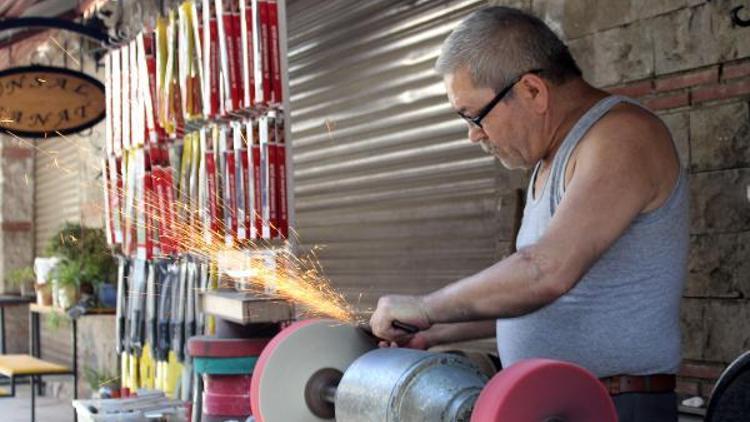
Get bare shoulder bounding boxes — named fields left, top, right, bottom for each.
left=571, top=102, right=680, bottom=211
left=596, top=103, right=672, bottom=144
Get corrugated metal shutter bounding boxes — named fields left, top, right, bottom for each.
left=287, top=0, right=509, bottom=313
left=32, top=50, right=104, bottom=255
left=34, top=137, right=82, bottom=254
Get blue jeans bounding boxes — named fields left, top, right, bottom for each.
left=612, top=392, right=678, bottom=422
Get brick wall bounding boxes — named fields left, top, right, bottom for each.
left=0, top=137, right=35, bottom=294
left=0, top=132, right=35, bottom=356
left=488, top=0, right=750, bottom=400
left=608, top=63, right=750, bottom=404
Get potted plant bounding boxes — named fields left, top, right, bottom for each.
left=83, top=366, right=120, bottom=399
left=50, top=259, right=82, bottom=309
left=46, top=223, right=116, bottom=310
left=4, top=266, right=35, bottom=297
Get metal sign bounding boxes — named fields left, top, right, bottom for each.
left=0, top=65, right=106, bottom=138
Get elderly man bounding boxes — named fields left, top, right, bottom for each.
left=370, top=6, right=687, bottom=422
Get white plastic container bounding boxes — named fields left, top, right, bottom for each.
left=33, top=257, right=60, bottom=285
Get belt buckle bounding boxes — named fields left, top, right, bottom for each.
left=605, top=376, right=621, bottom=395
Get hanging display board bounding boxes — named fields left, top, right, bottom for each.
left=0, top=65, right=106, bottom=138
left=102, top=0, right=290, bottom=255
left=101, top=0, right=292, bottom=400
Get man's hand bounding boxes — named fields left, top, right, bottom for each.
left=370, top=295, right=432, bottom=345
left=377, top=320, right=498, bottom=350
left=378, top=332, right=432, bottom=350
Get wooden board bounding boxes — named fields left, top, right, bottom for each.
left=202, top=290, right=293, bottom=325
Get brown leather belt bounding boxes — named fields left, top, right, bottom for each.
left=599, top=374, right=676, bottom=395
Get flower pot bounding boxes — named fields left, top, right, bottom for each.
left=35, top=283, right=53, bottom=306
left=19, top=281, right=35, bottom=298
left=97, top=283, right=117, bottom=308
left=55, top=282, right=79, bottom=310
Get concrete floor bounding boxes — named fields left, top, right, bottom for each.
left=0, top=384, right=706, bottom=422
left=0, top=384, right=76, bottom=422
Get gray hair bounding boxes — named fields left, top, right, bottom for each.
left=435, top=7, right=581, bottom=90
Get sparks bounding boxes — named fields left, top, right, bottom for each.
left=324, top=118, right=336, bottom=141
left=48, top=36, right=81, bottom=67
left=26, top=123, right=358, bottom=324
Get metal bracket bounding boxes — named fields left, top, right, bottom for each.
left=0, top=16, right=115, bottom=46
left=731, top=5, right=750, bottom=27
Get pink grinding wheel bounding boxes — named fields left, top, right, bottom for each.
left=471, top=359, right=617, bottom=422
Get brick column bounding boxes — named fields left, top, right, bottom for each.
left=0, top=135, right=34, bottom=354
left=0, top=136, right=35, bottom=293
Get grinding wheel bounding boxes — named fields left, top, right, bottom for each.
left=471, top=359, right=617, bottom=422
left=250, top=319, right=376, bottom=422
left=187, top=336, right=270, bottom=358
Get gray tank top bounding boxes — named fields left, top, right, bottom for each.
left=496, top=95, right=689, bottom=378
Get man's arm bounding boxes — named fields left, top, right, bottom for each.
left=372, top=109, right=677, bottom=341
left=397, top=320, right=497, bottom=349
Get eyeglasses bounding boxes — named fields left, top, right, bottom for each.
left=457, top=69, right=544, bottom=130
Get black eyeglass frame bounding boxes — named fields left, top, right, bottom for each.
left=458, top=69, right=544, bottom=129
